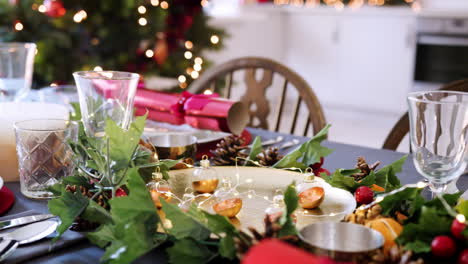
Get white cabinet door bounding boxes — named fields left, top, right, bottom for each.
left=337, top=15, right=417, bottom=114
left=284, top=14, right=340, bottom=106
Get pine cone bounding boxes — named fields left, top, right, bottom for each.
left=360, top=245, right=424, bottom=264
left=351, top=156, right=381, bottom=181
left=344, top=204, right=383, bottom=225
left=234, top=215, right=300, bottom=257
left=211, top=136, right=247, bottom=166
left=65, top=184, right=109, bottom=231
left=256, top=147, right=284, bottom=167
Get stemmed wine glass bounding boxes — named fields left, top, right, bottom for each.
left=73, top=71, right=139, bottom=137
left=408, top=91, right=468, bottom=196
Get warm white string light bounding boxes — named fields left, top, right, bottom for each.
left=190, top=71, right=199, bottom=79
left=194, top=63, right=202, bottom=72
left=160, top=1, right=169, bottom=9
left=38, top=4, right=47, bottom=13
left=185, top=41, right=193, bottom=50
left=138, top=6, right=147, bottom=14
left=194, top=57, right=203, bottom=64
left=94, top=66, right=103, bottom=71
left=73, top=10, right=87, bottom=23
left=151, top=0, right=160, bottom=6
left=145, top=49, right=154, bottom=58
left=138, top=17, right=148, bottom=26
left=184, top=51, right=193, bottom=59
left=14, top=21, right=23, bottom=31
left=210, top=35, right=219, bottom=44
left=178, top=75, right=187, bottom=83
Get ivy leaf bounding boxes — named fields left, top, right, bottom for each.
left=378, top=187, right=423, bottom=216
left=202, top=211, right=236, bottom=235
left=322, top=169, right=371, bottom=193
left=62, top=175, right=93, bottom=189
left=109, top=167, right=158, bottom=222
left=245, top=136, right=262, bottom=166
left=81, top=200, right=113, bottom=225
left=402, top=240, right=431, bottom=253
left=105, top=115, right=146, bottom=171
left=273, top=125, right=332, bottom=169
left=396, top=206, right=453, bottom=253
left=374, top=155, right=407, bottom=192
left=219, top=236, right=236, bottom=260
left=161, top=199, right=211, bottom=240
left=94, top=167, right=161, bottom=264
left=48, top=191, right=89, bottom=242
left=101, top=213, right=160, bottom=264
left=86, top=224, right=116, bottom=248
left=167, top=238, right=215, bottom=264
left=456, top=199, right=468, bottom=218
left=279, top=183, right=298, bottom=237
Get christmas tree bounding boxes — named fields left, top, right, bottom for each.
left=0, top=0, right=225, bottom=89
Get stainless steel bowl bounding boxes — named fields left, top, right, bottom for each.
left=299, top=222, right=384, bottom=262
left=146, top=134, right=197, bottom=160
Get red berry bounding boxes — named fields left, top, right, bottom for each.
left=116, top=188, right=127, bottom=197
left=452, top=219, right=467, bottom=240
left=458, top=249, right=468, bottom=264
left=354, top=186, right=374, bottom=204
left=431, top=235, right=456, bottom=258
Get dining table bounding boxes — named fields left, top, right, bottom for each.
left=3, top=127, right=468, bottom=264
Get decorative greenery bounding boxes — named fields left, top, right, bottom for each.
left=0, top=0, right=225, bottom=89
left=322, top=155, right=407, bottom=193
left=272, top=124, right=333, bottom=169
left=376, top=188, right=466, bottom=254
left=47, top=116, right=427, bottom=263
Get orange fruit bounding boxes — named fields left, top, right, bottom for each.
left=371, top=184, right=385, bottom=192
left=365, top=218, right=403, bottom=253
left=298, top=187, right=325, bottom=209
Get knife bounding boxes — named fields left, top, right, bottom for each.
left=0, top=214, right=55, bottom=231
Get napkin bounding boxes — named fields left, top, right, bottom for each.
left=0, top=211, right=86, bottom=264
left=242, top=239, right=346, bottom=264
left=0, top=186, right=14, bottom=216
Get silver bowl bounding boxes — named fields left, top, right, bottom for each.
left=299, top=222, right=384, bottom=262
left=146, top=134, right=197, bottom=160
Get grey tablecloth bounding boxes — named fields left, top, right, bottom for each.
left=3, top=128, right=468, bottom=263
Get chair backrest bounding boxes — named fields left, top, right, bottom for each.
left=188, top=57, right=327, bottom=136
left=383, top=79, right=468, bottom=150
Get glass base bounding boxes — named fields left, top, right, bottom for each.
left=20, top=186, right=55, bottom=199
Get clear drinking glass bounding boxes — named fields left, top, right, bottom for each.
left=408, top=91, right=468, bottom=195
left=0, top=43, right=36, bottom=102
left=14, top=119, right=78, bottom=199
left=73, top=71, right=139, bottom=138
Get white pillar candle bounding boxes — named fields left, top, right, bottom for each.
left=0, top=102, right=69, bottom=182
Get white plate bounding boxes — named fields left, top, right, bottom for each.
left=168, top=167, right=356, bottom=231
left=144, top=120, right=230, bottom=144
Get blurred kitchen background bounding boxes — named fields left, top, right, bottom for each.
left=200, top=0, right=468, bottom=152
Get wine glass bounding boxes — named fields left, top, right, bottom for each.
left=0, top=43, right=36, bottom=102
left=408, top=91, right=468, bottom=196
left=73, top=71, right=139, bottom=138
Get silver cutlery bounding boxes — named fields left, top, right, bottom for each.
left=0, top=220, right=58, bottom=261
left=248, top=136, right=283, bottom=148
left=0, top=214, right=55, bottom=231
left=278, top=139, right=301, bottom=150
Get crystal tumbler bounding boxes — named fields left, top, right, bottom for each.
left=73, top=71, right=139, bottom=138
left=14, top=119, right=78, bottom=199
left=0, top=43, right=36, bottom=102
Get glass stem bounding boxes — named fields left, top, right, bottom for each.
left=429, top=182, right=448, bottom=200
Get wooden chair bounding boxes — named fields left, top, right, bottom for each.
left=383, top=79, right=468, bottom=150
left=188, top=57, right=327, bottom=136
